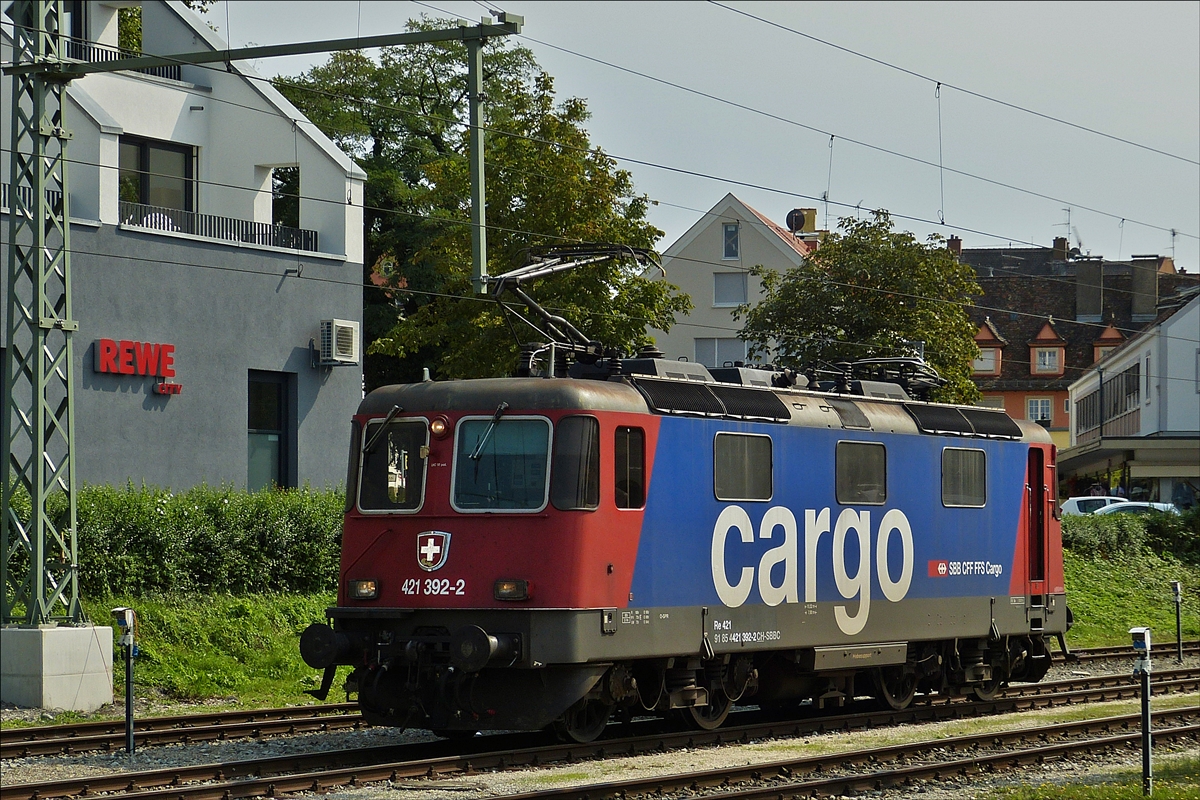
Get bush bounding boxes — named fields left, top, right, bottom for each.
left=1063, top=507, right=1200, bottom=565
left=1061, top=512, right=1147, bottom=558
left=9, top=483, right=344, bottom=597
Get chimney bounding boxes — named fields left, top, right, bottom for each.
left=947, top=235, right=962, bottom=256
left=1130, top=255, right=1159, bottom=321
left=1052, top=237, right=1069, bottom=261
left=1075, top=259, right=1102, bottom=322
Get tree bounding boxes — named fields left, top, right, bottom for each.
left=276, top=20, right=690, bottom=383
left=738, top=212, right=980, bottom=404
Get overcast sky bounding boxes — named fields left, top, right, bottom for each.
left=198, top=1, right=1199, bottom=271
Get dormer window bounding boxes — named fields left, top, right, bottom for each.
left=973, top=347, right=1000, bottom=376
left=1033, top=347, right=1061, bottom=374
left=723, top=223, right=739, bottom=259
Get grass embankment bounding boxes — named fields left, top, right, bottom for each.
left=80, top=592, right=336, bottom=708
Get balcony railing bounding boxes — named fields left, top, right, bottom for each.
left=120, top=201, right=319, bottom=252
left=1, top=183, right=64, bottom=215
left=1075, top=361, right=1142, bottom=444
left=65, top=39, right=182, bottom=82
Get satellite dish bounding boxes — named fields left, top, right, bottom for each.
left=785, top=208, right=807, bottom=233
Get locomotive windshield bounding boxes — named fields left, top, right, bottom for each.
left=453, top=417, right=551, bottom=511
left=358, top=420, right=428, bottom=512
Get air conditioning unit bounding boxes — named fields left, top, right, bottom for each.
left=319, top=319, right=360, bottom=365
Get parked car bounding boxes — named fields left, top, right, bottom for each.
left=1060, top=496, right=1131, bottom=516
left=1093, top=501, right=1180, bottom=516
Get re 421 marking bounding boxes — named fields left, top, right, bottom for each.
left=401, top=577, right=465, bottom=596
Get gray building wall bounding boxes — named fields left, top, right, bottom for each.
left=3, top=221, right=362, bottom=490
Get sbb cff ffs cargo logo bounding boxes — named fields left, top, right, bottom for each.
left=94, top=338, right=182, bottom=395
left=417, top=531, right=451, bottom=571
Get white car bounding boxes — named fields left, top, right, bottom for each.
left=1059, top=496, right=1131, bottom=516
left=1093, top=501, right=1180, bottom=516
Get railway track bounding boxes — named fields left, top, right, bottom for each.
left=3, top=668, right=1196, bottom=800
left=0, top=704, right=360, bottom=759
left=5, top=640, right=1193, bottom=759
left=1056, top=639, right=1199, bottom=663
left=491, top=709, right=1200, bottom=800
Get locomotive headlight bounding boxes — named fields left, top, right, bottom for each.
left=349, top=579, right=379, bottom=599
left=494, top=579, right=530, bottom=601
left=430, top=416, right=450, bottom=438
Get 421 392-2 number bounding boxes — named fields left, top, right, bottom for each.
left=401, top=577, right=465, bottom=596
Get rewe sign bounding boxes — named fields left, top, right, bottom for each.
left=93, top=339, right=182, bottom=395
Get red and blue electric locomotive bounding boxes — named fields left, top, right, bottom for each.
left=301, top=248, right=1067, bottom=742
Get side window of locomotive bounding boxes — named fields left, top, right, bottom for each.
left=714, top=433, right=772, bottom=501
left=551, top=416, right=600, bottom=511
left=615, top=427, right=645, bottom=509
left=835, top=441, right=886, bottom=505
left=942, top=447, right=987, bottom=507
left=453, top=417, right=551, bottom=511
left=358, top=420, right=428, bottom=512
left=344, top=421, right=361, bottom=513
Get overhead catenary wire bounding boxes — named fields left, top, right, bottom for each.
left=707, top=0, right=1200, bottom=168
left=3, top=233, right=1193, bottom=388
left=4, top=17, right=1195, bottom=246
left=6, top=138, right=1186, bottom=313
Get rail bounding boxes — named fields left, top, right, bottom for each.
left=3, top=671, right=1197, bottom=800
left=119, top=201, right=319, bottom=252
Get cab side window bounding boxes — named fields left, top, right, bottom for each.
left=615, top=427, right=645, bottom=509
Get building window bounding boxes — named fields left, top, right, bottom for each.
left=723, top=223, right=739, bottom=259
left=1095, top=345, right=1115, bottom=362
left=1027, top=397, right=1052, bottom=423
left=836, top=441, right=887, bottom=505
left=978, top=396, right=1005, bottom=409
left=1145, top=353, right=1152, bottom=404
left=1033, top=348, right=1060, bottom=374
left=714, top=433, right=772, bottom=501
left=973, top=347, right=998, bottom=374
left=248, top=372, right=293, bottom=491
left=713, top=272, right=748, bottom=307
left=272, top=166, right=300, bottom=228
left=119, top=136, right=195, bottom=211
left=695, top=337, right=748, bottom=368
left=615, top=427, right=645, bottom=509
left=1064, top=398, right=1070, bottom=414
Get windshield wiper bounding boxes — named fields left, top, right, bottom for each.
left=362, top=405, right=402, bottom=454
left=469, top=402, right=510, bottom=460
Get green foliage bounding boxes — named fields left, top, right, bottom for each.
left=276, top=20, right=690, bottom=384
left=1061, top=513, right=1148, bottom=559
left=81, top=593, right=336, bottom=704
left=1063, top=509, right=1200, bottom=565
left=1064, top=549, right=1200, bottom=648
left=117, top=6, right=140, bottom=54
left=8, top=484, right=344, bottom=598
left=738, top=212, right=981, bottom=404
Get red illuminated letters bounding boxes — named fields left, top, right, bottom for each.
left=94, top=339, right=177, bottom=378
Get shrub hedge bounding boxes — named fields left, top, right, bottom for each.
left=9, top=484, right=344, bottom=597
left=1062, top=506, right=1200, bottom=564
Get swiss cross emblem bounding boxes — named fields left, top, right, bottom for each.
left=417, top=531, right=451, bottom=572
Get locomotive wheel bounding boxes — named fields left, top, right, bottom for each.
left=874, top=666, right=917, bottom=711
left=554, top=699, right=612, bottom=743
left=971, top=676, right=1003, bottom=702
left=685, top=689, right=732, bottom=730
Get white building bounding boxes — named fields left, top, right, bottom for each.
left=650, top=194, right=819, bottom=366
left=2, top=0, right=366, bottom=492
left=1060, top=289, right=1200, bottom=507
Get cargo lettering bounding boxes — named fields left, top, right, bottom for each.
left=711, top=505, right=914, bottom=635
